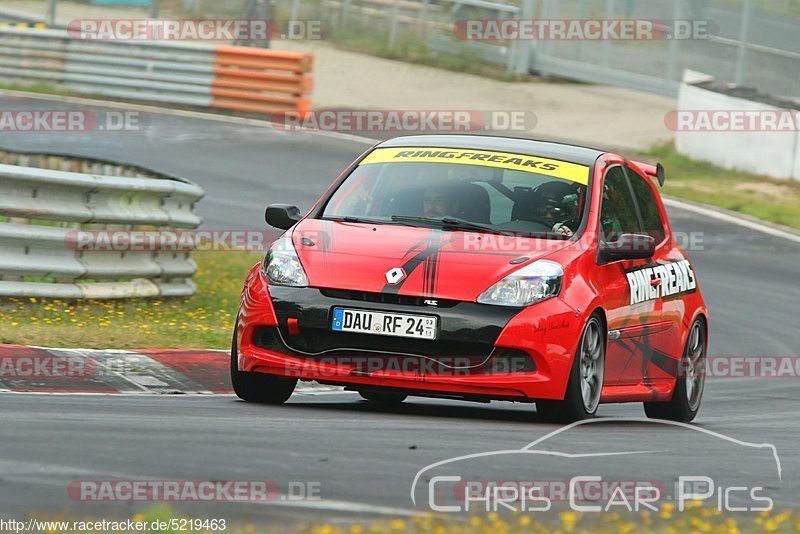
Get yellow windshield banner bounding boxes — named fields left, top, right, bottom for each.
left=359, top=147, right=590, bottom=185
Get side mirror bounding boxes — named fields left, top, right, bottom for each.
left=265, top=204, right=301, bottom=230
left=599, top=233, right=656, bottom=263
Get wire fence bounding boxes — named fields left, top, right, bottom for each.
left=9, top=0, right=800, bottom=98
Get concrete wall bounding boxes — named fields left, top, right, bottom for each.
left=675, top=72, right=799, bottom=182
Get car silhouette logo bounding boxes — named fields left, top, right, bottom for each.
left=385, top=267, right=406, bottom=285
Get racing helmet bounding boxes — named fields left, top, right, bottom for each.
left=529, top=181, right=581, bottom=228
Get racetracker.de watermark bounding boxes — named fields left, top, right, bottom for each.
left=665, top=110, right=800, bottom=132
left=697, top=357, right=800, bottom=378
left=63, top=230, right=708, bottom=253
left=271, top=110, right=537, bottom=133
left=67, top=480, right=320, bottom=502
left=67, top=19, right=321, bottom=41
left=454, top=19, right=715, bottom=41
left=65, top=230, right=277, bottom=252
left=0, top=110, right=142, bottom=132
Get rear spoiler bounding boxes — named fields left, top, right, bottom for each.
left=629, top=161, right=666, bottom=187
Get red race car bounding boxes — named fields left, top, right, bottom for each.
left=232, top=135, right=708, bottom=423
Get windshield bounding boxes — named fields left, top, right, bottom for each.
left=321, top=147, right=591, bottom=238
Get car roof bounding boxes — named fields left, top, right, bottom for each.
left=376, top=135, right=607, bottom=167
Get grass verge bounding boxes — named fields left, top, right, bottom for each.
left=0, top=250, right=260, bottom=350
left=642, top=143, right=800, bottom=230
left=0, top=81, right=77, bottom=97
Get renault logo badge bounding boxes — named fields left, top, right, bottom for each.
left=385, top=267, right=406, bottom=285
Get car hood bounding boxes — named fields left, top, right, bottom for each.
left=290, top=218, right=571, bottom=301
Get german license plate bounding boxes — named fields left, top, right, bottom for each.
left=331, top=308, right=437, bottom=340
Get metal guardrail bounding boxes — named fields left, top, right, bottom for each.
left=0, top=8, right=47, bottom=26
left=0, top=27, right=313, bottom=114
left=0, top=161, right=205, bottom=299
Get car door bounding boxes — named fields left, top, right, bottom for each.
left=624, top=164, right=684, bottom=384
left=595, top=165, right=663, bottom=386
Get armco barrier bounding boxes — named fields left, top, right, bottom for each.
left=0, top=157, right=205, bottom=299
left=0, top=27, right=313, bottom=114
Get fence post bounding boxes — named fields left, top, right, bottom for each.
left=46, top=0, right=57, bottom=26
left=341, top=0, right=352, bottom=30
left=418, top=0, right=430, bottom=40
left=734, top=0, right=752, bottom=85
left=666, top=0, right=681, bottom=80
left=514, top=0, right=536, bottom=75
left=388, top=0, right=400, bottom=52
left=600, top=0, right=615, bottom=68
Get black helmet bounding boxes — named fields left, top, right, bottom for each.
left=530, top=181, right=580, bottom=225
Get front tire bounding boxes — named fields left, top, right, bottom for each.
left=230, top=325, right=297, bottom=404
left=537, top=315, right=605, bottom=423
left=644, top=319, right=707, bottom=423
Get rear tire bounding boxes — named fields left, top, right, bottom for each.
left=644, top=319, right=707, bottom=423
left=537, top=315, right=605, bottom=423
left=359, top=390, right=407, bottom=405
left=231, top=324, right=296, bottom=404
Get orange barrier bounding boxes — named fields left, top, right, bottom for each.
left=211, top=45, right=313, bottom=115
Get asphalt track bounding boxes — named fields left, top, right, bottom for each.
left=1, top=95, right=799, bottom=525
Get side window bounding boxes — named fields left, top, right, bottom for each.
left=600, top=166, right=640, bottom=242
left=626, top=168, right=666, bottom=243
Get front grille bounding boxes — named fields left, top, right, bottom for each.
left=253, top=327, right=535, bottom=375
left=263, top=286, right=522, bottom=371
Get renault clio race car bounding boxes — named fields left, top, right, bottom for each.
left=232, top=135, right=708, bottom=423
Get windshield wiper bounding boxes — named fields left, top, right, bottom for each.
left=325, top=216, right=417, bottom=227
left=389, top=215, right=517, bottom=236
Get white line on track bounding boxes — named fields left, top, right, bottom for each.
left=662, top=198, right=800, bottom=244
left=252, top=498, right=421, bottom=516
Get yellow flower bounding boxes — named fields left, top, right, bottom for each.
left=560, top=511, right=577, bottom=529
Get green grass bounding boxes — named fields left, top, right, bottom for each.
left=642, top=143, right=800, bottom=230
left=0, top=81, right=77, bottom=97
left=0, top=250, right=261, bottom=349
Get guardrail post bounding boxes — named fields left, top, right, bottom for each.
left=735, top=0, right=752, bottom=86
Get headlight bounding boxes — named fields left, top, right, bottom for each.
left=477, top=260, right=563, bottom=307
left=263, top=236, right=309, bottom=287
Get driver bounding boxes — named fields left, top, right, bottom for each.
left=528, top=181, right=581, bottom=237
left=422, top=184, right=461, bottom=218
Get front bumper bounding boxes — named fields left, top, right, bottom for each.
left=237, top=265, right=584, bottom=401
